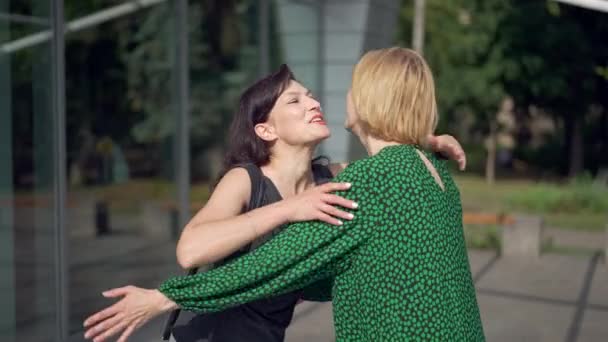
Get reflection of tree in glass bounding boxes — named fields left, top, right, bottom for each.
left=120, top=1, right=261, bottom=156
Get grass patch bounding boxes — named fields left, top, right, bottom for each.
left=463, top=224, right=500, bottom=250
left=69, top=179, right=211, bottom=212
left=455, top=175, right=608, bottom=232
left=544, top=213, right=607, bottom=232
left=505, top=182, right=608, bottom=214
left=63, top=176, right=607, bottom=231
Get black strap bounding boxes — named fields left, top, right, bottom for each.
left=312, top=163, right=333, bottom=184
left=162, top=164, right=265, bottom=340
left=242, top=163, right=267, bottom=212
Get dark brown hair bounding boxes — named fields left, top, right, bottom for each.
left=215, top=64, right=295, bottom=183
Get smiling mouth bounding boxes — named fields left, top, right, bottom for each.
left=309, top=113, right=326, bottom=125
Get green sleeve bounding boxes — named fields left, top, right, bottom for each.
left=158, top=160, right=381, bottom=313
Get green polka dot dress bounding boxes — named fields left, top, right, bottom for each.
left=160, top=145, right=485, bottom=341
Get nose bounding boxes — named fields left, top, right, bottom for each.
left=307, top=97, right=321, bottom=111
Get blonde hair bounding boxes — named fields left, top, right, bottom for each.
left=351, top=47, right=438, bottom=145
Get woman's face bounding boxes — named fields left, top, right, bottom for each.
left=257, top=80, right=330, bottom=146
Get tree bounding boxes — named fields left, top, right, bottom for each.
left=118, top=0, right=262, bottom=179
left=498, top=1, right=608, bottom=177
left=399, top=0, right=512, bottom=183
left=398, top=0, right=608, bottom=179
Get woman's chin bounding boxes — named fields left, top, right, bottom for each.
left=316, top=126, right=331, bottom=138
left=306, top=133, right=330, bottom=146
left=316, top=130, right=331, bottom=141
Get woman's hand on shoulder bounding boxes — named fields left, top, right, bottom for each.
left=426, top=134, right=467, bottom=171
left=280, top=182, right=358, bottom=226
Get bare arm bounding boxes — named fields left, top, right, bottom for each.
left=176, top=168, right=356, bottom=269
left=176, top=168, right=288, bottom=269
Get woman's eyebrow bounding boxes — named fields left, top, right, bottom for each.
left=283, top=88, right=309, bottom=97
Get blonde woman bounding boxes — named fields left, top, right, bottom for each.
left=84, top=48, right=483, bottom=341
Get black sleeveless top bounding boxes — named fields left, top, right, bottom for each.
left=172, top=162, right=333, bottom=342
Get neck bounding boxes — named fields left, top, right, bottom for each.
left=262, top=144, right=316, bottom=196
left=361, top=135, right=401, bottom=156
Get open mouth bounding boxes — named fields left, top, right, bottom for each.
left=309, top=113, right=326, bottom=125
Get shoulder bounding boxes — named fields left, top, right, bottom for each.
left=195, top=166, right=252, bottom=218
left=332, top=157, right=383, bottom=186
left=220, top=166, right=251, bottom=184
left=328, top=162, right=349, bottom=176
left=213, top=167, right=252, bottom=199
left=335, top=146, right=421, bottom=184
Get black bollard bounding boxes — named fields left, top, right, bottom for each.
left=95, top=201, right=110, bottom=236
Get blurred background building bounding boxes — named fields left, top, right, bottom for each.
left=1, top=0, right=607, bottom=341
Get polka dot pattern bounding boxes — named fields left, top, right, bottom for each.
left=160, top=145, right=485, bottom=341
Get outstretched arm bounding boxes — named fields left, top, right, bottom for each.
left=83, top=160, right=381, bottom=342
left=425, top=134, right=466, bottom=170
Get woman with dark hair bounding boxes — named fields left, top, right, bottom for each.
left=84, top=62, right=468, bottom=342
left=170, top=64, right=356, bottom=342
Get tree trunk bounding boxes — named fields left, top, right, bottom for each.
left=485, top=123, right=497, bottom=185
left=412, top=0, right=426, bottom=54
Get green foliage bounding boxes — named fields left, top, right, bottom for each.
left=398, top=0, right=512, bottom=133
left=464, top=224, right=500, bottom=250
left=398, top=0, right=608, bottom=176
left=498, top=2, right=604, bottom=111
left=456, top=175, right=607, bottom=231
left=505, top=179, right=608, bottom=214
left=118, top=1, right=261, bottom=146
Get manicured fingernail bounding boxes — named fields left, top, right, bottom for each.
left=345, top=183, right=352, bottom=188
left=337, top=220, right=343, bottom=225
left=348, top=213, right=354, bottom=219
left=352, top=202, right=358, bottom=208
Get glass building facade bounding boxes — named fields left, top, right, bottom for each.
left=0, top=0, right=322, bottom=340
left=1, top=0, right=397, bottom=340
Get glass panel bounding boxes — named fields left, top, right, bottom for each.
left=188, top=0, right=262, bottom=205
left=0, top=1, right=58, bottom=341
left=273, top=0, right=321, bottom=94
left=62, top=0, right=180, bottom=336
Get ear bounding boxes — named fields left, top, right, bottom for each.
left=254, top=122, right=277, bottom=142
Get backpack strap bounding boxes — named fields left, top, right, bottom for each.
left=312, top=162, right=334, bottom=185
left=241, top=163, right=267, bottom=211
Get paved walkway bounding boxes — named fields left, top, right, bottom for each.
left=66, top=246, right=607, bottom=342
left=283, top=250, right=608, bottom=342
left=544, top=227, right=606, bottom=251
